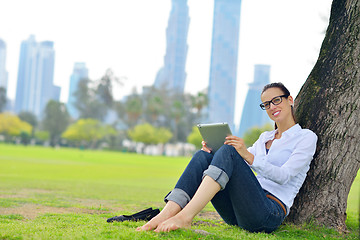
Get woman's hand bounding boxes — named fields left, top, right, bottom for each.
left=201, top=140, right=212, bottom=153
left=224, top=136, right=254, bottom=165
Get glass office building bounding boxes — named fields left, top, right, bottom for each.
left=15, top=35, right=60, bottom=118
left=207, top=0, right=242, bottom=131
left=154, top=0, right=189, bottom=93
left=0, top=39, right=8, bottom=90
left=238, top=64, right=271, bottom=137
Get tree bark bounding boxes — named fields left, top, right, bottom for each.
left=287, top=0, right=360, bottom=231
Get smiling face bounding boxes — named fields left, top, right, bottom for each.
left=261, top=87, right=294, bottom=124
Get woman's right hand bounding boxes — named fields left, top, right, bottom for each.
left=201, top=140, right=212, bottom=153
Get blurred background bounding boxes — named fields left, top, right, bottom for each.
left=0, top=0, right=332, bottom=155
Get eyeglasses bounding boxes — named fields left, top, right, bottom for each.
left=260, top=95, right=289, bottom=110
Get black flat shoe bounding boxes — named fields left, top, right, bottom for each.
left=107, top=207, right=160, bottom=223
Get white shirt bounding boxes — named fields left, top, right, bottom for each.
left=248, top=124, right=317, bottom=214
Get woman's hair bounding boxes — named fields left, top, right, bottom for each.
left=261, top=82, right=296, bottom=129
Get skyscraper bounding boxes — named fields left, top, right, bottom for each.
left=0, top=39, right=8, bottom=90
left=67, top=62, right=89, bottom=119
left=207, top=0, right=242, bottom=131
left=15, top=35, right=60, bottom=118
left=238, top=64, right=271, bottom=137
left=154, top=0, right=190, bottom=93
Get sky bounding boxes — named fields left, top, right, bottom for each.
left=0, top=0, right=333, bottom=127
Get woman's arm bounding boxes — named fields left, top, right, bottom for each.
left=224, top=136, right=255, bottom=164
left=251, top=131, right=317, bottom=185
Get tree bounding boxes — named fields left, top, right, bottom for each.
left=0, top=87, right=7, bottom=112
left=42, top=100, right=70, bottom=146
left=123, top=90, right=143, bottom=127
left=128, top=123, right=172, bottom=145
left=73, top=78, right=107, bottom=121
left=96, top=68, right=125, bottom=108
left=34, top=130, right=50, bottom=144
left=286, top=0, right=360, bottom=231
left=18, top=111, right=38, bottom=136
left=0, top=113, right=32, bottom=140
left=170, top=99, right=186, bottom=142
left=243, top=123, right=273, bottom=147
left=190, top=89, right=208, bottom=120
left=62, top=118, right=117, bottom=148
left=187, top=126, right=203, bottom=149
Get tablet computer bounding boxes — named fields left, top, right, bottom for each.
left=197, top=122, right=232, bottom=152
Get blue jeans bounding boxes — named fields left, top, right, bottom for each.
left=164, top=145, right=286, bottom=233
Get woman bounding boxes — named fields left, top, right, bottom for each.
left=137, top=82, right=317, bottom=233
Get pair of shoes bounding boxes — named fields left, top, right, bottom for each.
left=107, top=207, right=160, bottom=223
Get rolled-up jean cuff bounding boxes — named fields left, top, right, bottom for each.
left=164, top=188, right=191, bottom=209
left=203, top=165, right=229, bottom=190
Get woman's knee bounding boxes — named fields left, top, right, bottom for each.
left=211, top=145, right=244, bottom=172
left=216, top=144, right=238, bottom=158
left=191, top=150, right=213, bottom=166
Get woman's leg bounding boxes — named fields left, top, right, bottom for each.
left=209, top=145, right=285, bottom=232
left=136, top=200, right=181, bottom=231
left=137, top=150, right=214, bottom=231
left=154, top=176, right=221, bottom=232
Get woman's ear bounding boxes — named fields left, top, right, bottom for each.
left=288, top=95, right=294, bottom=105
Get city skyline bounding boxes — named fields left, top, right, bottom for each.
left=0, top=0, right=332, bottom=127
left=14, top=35, right=60, bottom=118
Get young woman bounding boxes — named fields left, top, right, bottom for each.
left=137, top=82, right=317, bottom=233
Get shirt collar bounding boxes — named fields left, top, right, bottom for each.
left=262, top=124, right=301, bottom=142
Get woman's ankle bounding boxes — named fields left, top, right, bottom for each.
left=162, top=201, right=182, bottom=217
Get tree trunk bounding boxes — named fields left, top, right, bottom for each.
left=287, top=0, right=360, bottom=231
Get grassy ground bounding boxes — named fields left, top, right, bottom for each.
left=0, top=143, right=358, bottom=239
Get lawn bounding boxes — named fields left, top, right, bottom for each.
left=0, top=143, right=358, bottom=239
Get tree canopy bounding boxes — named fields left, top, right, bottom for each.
left=127, top=123, right=172, bottom=145
left=42, top=100, right=70, bottom=146
left=0, top=112, right=32, bottom=137
left=62, top=118, right=117, bottom=148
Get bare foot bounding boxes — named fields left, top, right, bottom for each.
left=136, top=201, right=181, bottom=231
left=154, top=213, right=192, bottom=232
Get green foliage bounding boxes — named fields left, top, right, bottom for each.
left=18, top=111, right=38, bottom=129
left=73, top=78, right=107, bottom=121
left=96, top=69, right=124, bottom=108
left=122, top=89, right=143, bottom=127
left=0, top=144, right=358, bottom=239
left=42, top=100, right=70, bottom=146
left=128, top=123, right=172, bottom=145
left=187, top=126, right=203, bottom=149
left=0, top=112, right=32, bottom=137
left=35, top=130, right=50, bottom=142
left=243, top=123, right=273, bottom=147
left=62, top=118, right=117, bottom=147
left=0, top=87, right=6, bottom=112
left=19, top=131, right=31, bottom=145
left=190, top=90, right=208, bottom=118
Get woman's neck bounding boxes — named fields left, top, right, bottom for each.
left=276, top=120, right=296, bottom=138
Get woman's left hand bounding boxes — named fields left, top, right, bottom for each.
left=224, top=136, right=254, bottom=164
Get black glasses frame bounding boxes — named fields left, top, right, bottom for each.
left=260, top=95, right=289, bottom=110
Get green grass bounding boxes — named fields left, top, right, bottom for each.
left=0, top=143, right=358, bottom=239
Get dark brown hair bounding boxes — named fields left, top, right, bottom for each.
left=261, top=82, right=296, bottom=129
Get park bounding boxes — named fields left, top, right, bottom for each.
left=1, top=0, right=360, bottom=238
left=0, top=143, right=358, bottom=239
